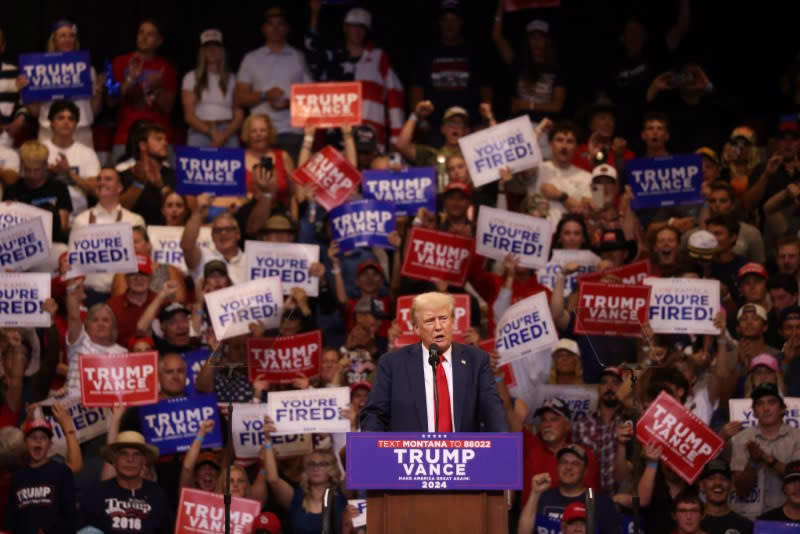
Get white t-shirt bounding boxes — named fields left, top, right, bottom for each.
left=43, top=138, right=101, bottom=218
left=38, top=67, right=98, bottom=130
left=66, top=325, right=126, bottom=397
left=182, top=71, right=236, bottom=122
left=194, top=246, right=247, bottom=286
left=0, top=144, right=19, bottom=171
left=534, top=161, right=592, bottom=228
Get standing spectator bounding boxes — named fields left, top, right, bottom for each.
left=0, top=29, right=28, bottom=148
left=409, top=1, right=487, bottom=144
left=107, top=254, right=158, bottom=346
left=731, top=382, right=800, bottom=518
left=721, top=126, right=762, bottom=200
left=776, top=237, right=800, bottom=289
left=306, top=5, right=404, bottom=149
left=743, top=118, right=800, bottom=214
left=181, top=29, right=243, bottom=148
left=698, top=459, right=753, bottom=534
left=573, top=102, right=634, bottom=174
left=2, top=141, right=72, bottom=243
left=42, top=100, right=101, bottom=221
left=119, top=122, right=176, bottom=225
left=573, top=367, right=626, bottom=494
left=236, top=7, right=312, bottom=161
left=706, top=214, right=748, bottom=304
left=3, top=416, right=77, bottom=534
left=758, top=461, right=800, bottom=521
left=240, top=114, right=295, bottom=209
left=34, top=20, right=105, bottom=146
left=640, top=113, right=671, bottom=158
left=396, top=102, right=468, bottom=177
left=109, top=19, right=177, bottom=164
left=80, top=431, right=172, bottom=532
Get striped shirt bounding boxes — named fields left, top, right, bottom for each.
left=0, top=62, right=28, bottom=127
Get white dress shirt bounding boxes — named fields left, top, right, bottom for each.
left=421, top=343, right=456, bottom=432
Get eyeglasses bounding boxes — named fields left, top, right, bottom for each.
left=306, top=461, right=330, bottom=469
left=212, top=226, right=238, bottom=234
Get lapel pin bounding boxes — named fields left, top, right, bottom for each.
left=460, top=359, right=466, bottom=365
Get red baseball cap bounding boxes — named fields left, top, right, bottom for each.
left=350, top=381, right=372, bottom=393
left=357, top=259, right=385, bottom=279
left=135, top=254, right=153, bottom=276
left=737, top=262, right=767, bottom=280
left=23, top=418, right=53, bottom=438
left=253, top=511, right=282, bottom=534
left=444, top=181, right=473, bottom=197
left=562, top=501, right=586, bottom=523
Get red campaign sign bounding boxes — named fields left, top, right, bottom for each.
left=574, top=282, right=650, bottom=338
left=247, top=330, right=322, bottom=383
left=479, top=338, right=516, bottom=387
left=400, top=227, right=473, bottom=287
left=505, top=0, right=561, bottom=11
left=291, top=146, right=361, bottom=211
left=175, top=487, right=261, bottom=534
left=578, top=259, right=653, bottom=286
left=636, top=391, right=724, bottom=484
left=290, top=81, right=362, bottom=128
left=393, top=294, right=471, bottom=347
left=79, top=352, right=158, bottom=407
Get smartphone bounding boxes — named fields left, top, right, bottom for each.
left=260, top=156, right=274, bottom=171
left=591, top=184, right=606, bottom=209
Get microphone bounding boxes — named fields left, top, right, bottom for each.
left=428, top=343, right=441, bottom=368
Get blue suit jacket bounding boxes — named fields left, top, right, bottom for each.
left=360, top=342, right=509, bottom=432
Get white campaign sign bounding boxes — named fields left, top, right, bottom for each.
left=65, top=222, right=137, bottom=278
left=0, top=218, right=50, bottom=271
left=530, top=384, right=598, bottom=424
left=495, top=292, right=558, bottom=366
left=0, top=201, right=53, bottom=244
left=644, top=277, right=720, bottom=335
left=205, top=277, right=283, bottom=340
left=267, top=387, right=350, bottom=435
left=148, top=225, right=212, bottom=273
left=729, top=397, right=800, bottom=429
left=458, top=115, right=541, bottom=186
left=245, top=240, right=320, bottom=297
left=475, top=206, right=552, bottom=269
left=349, top=499, right=367, bottom=528
left=0, top=272, right=51, bottom=327
left=45, top=399, right=111, bottom=458
left=537, top=249, right=601, bottom=297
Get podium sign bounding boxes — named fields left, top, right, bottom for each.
left=346, top=432, right=522, bottom=490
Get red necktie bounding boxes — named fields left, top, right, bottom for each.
left=436, top=355, right=453, bottom=432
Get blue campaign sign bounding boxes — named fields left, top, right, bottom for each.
left=535, top=514, right=561, bottom=534
left=330, top=199, right=395, bottom=253
left=627, top=153, right=703, bottom=210
left=139, top=393, right=222, bottom=454
left=175, top=145, right=246, bottom=197
left=346, top=432, right=522, bottom=490
left=361, top=167, right=437, bottom=217
left=19, top=51, right=92, bottom=103
left=754, top=520, right=800, bottom=534
left=182, top=348, right=210, bottom=396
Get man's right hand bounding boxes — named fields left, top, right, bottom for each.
left=766, top=154, right=783, bottom=177
left=415, top=100, right=434, bottom=119
left=196, top=193, right=213, bottom=214
left=531, top=472, right=551, bottom=495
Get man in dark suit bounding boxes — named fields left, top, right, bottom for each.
left=360, top=292, right=508, bottom=432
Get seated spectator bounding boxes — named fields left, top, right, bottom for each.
left=758, top=460, right=800, bottom=521
left=33, top=20, right=104, bottom=146
left=698, top=458, right=754, bottom=534
left=731, top=382, right=800, bottom=518
left=41, top=99, right=101, bottom=219
left=3, top=416, right=78, bottom=533
left=235, top=7, right=312, bottom=161
left=3, top=141, right=72, bottom=243
left=306, top=5, right=404, bottom=148
left=80, top=431, right=172, bottom=531
left=119, top=122, right=176, bottom=225
left=109, top=18, right=177, bottom=163
left=181, top=29, right=243, bottom=148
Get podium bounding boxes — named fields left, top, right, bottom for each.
left=347, top=432, right=522, bottom=534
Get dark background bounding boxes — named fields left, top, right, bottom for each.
left=3, top=0, right=800, bottom=141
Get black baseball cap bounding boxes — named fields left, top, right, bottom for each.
left=751, top=382, right=785, bottom=406
left=784, top=460, right=800, bottom=484
left=699, top=458, right=731, bottom=480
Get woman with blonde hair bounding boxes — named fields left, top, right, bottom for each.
left=241, top=113, right=295, bottom=208
left=263, top=417, right=353, bottom=534
left=721, top=126, right=761, bottom=200
left=181, top=29, right=243, bottom=148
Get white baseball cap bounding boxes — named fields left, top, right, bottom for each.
left=551, top=338, right=580, bottom=357
left=344, top=8, right=372, bottom=30
left=591, top=164, right=618, bottom=182
left=200, top=29, right=223, bottom=46
left=525, top=19, right=550, bottom=34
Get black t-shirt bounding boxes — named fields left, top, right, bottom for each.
left=79, top=478, right=173, bottom=533
left=711, top=254, right=749, bottom=304
left=535, top=488, right=620, bottom=534
left=701, top=511, right=754, bottom=534
left=758, top=506, right=800, bottom=521
left=4, top=460, right=77, bottom=534
left=120, top=166, right=176, bottom=225
left=512, top=63, right=565, bottom=123
left=2, top=177, right=73, bottom=242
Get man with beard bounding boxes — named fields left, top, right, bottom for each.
left=699, top=458, right=753, bottom=534
left=521, top=398, right=601, bottom=507
left=518, top=445, right=619, bottom=534
left=120, top=122, right=176, bottom=224
left=573, top=367, right=627, bottom=494
left=3, top=416, right=77, bottom=533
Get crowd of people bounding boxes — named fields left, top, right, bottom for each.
left=2, top=1, right=800, bottom=533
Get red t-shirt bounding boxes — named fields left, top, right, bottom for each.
left=245, top=149, right=291, bottom=207
left=572, top=144, right=635, bottom=172
left=520, top=429, right=602, bottom=507
left=111, top=52, right=178, bottom=145
left=107, top=292, right=159, bottom=347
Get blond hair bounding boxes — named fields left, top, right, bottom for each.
left=410, top=292, right=455, bottom=327
left=19, top=141, right=49, bottom=168
left=240, top=113, right=277, bottom=146
left=46, top=26, right=79, bottom=52
left=215, top=464, right=252, bottom=498
left=299, top=450, right=342, bottom=513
